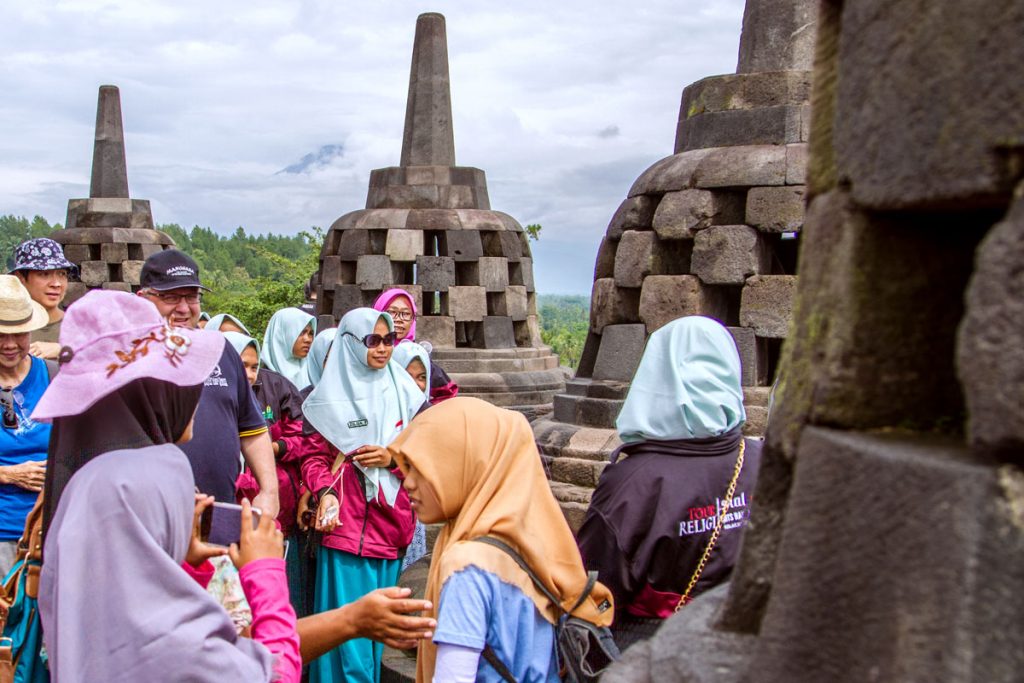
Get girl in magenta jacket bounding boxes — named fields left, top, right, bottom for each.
left=300, top=308, right=425, bottom=683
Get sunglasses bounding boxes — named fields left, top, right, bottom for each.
left=344, top=331, right=398, bottom=348
left=0, top=389, right=18, bottom=430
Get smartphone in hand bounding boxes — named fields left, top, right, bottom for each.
left=199, top=501, right=262, bottom=547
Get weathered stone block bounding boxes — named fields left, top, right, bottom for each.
left=417, top=315, right=456, bottom=348
left=692, top=225, right=770, bottom=285
left=121, top=260, right=144, bottom=286
left=384, top=229, right=424, bottom=262
left=607, top=196, right=658, bottom=239
left=833, top=0, right=1024, bottom=209
left=740, top=274, right=796, bottom=338
left=139, top=243, right=163, bottom=259
left=613, top=231, right=661, bottom=288
left=472, top=316, right=516, bottom=349
left=593, top=238, right=616, bottom=279
left=677, top=104, right=807, bottom=151
left=728, top=326, right=770, bottom=387
left=332, top=285, right=366, bottom=318
left=653, top=189, right=743, bottom=240
left=100, top=242, right=128, bottom=263
left=80, top=260, right=109, bottom=287
left=477, top=257, right=509, bottom=292
left=509, top=258, right=535, bottom=292
left=786, top=143, right=808, bottom=185
left=592, top=324, right=647, bottom=382
left=447, top=286, right=487, bottom=321
left=746, top=186, right=806, bottom=232
left=629, top=149, right=711, bottom=197
left=101, top=281, right=132, bottom=292
left=355, top=255, right=395, bottom=290
left=415, top=255, right=455, bottom=291
left=590, top=278, right=641, bottom=333
left=444, top=230, right=483, bottom=261
left=638, top=274, right=729, bottom=334
left=320, top=256, right=342, bottom=289
left=337, top=230, right=372, bottom=260
left=62, top=244, right=92, bottom=263
left=63, top=282, right=88, bottom=305
left=692, top=145, right=787, bottom=188
left=957, top=191, right=1024, bottom=456
left=497, top=286, right=528, bottom=321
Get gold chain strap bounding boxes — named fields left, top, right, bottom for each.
left=675, top=439, right=746, bottom=612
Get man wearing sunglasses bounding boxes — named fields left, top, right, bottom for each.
left=137, top=250, right=279, bottom=520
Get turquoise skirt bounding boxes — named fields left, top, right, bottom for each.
left=309, top=547, right=401, bottom=683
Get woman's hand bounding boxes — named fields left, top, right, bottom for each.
left=315, top=492, right=340, bottom=533
left=351, top=587, right=436, bottom=648
left=28, top=341, right=60, bottom=360
left=0, top=461, right=46, bottom=492
left=296, top=490, right=314, bottom=531
left=229, top=498, right=284, bottom=570
left=351, top=445, right=392, bottom=469
left=186, top=494, right=228, bottom=567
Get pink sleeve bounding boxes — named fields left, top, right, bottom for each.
left=238, top=557, right=301, bottom=683
left=181, top=560, right=216, bottom=589
left=276, top=416, right=309, bottom=465
left=299, top=431, right=339, bottom=493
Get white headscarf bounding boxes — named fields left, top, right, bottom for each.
left=302, top=308, right=425, bottom=505
left=260, top=308, right=316, bottom=389
left=391, top=341, right=431, bottom=400
left=616, top=316, right=745, bottom=442
left=206, top=313, right=252, bottom=336
left=307, top=328, right=336, bottom=388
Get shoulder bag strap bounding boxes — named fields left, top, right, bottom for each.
left=675, top=439, right=746, bottom=612
left=470, top=536, right=563, bottom=612
left=481, top=644, right=518, bottom=683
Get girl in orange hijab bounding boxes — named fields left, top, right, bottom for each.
left=387, top=397, right=614, bottom=682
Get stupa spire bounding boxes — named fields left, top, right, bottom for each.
left=400, top=12, right=456, bottom=167
left=89, top=85, right=130, bottom=199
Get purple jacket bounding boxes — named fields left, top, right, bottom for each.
left=299, top=431, right=415, bottom=559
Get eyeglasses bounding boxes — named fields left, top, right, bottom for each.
left=143, top=290, right=202, bottom=306
left=0, top=389, right=19, bottom=430
left=385, top=308, right=414, bottom=322
left=344, top=331, right=398, bottom=348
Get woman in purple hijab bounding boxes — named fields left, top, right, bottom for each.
left=32, top=290, right=301, bottom=682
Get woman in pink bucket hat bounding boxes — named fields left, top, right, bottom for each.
left=33, top=289, right=302, bottom=682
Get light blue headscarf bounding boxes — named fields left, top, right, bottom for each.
left=260, top=308, right=316, bottom=390
left=307, top=328, right=336, bottom=388
left=301, top=308, right=425, bottom=505
left=206, top=313, right=252, bottom=336
left=222, top=331, right=260, bottom=364
left=391, top=341, right=431, bottom=400
left=616, top=316, right=745, bottom=442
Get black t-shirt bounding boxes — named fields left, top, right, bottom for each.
left=180, top=344, right=267, bottom=502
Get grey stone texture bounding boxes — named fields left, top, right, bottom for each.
left=736, top=0, right=819, bottom=73
left=592, top=324, right=647, bottom=382
left=589, top=278, right=640, bottom=334
left=957, top=186, right=1024, bottom=459
left=739, top=274, right=796, bottom=338
left=52, top=85, right=175, bottom=304
left=691, top=225, right=770, bottom=285
left=745, top=186, right=805, bottom=232
left=400, top=13, right=455, bottom=167
left=728, top=326, right=769, bottom=387
left=607, top=196, right=658, bottom=239
left=652, top=189, right=744, bottom=239
left=638, top=275, right=728, bottom=334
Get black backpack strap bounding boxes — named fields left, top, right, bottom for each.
left=471, top=536, right=562, bottom=610
left=481, top=644, right=517, bottom=683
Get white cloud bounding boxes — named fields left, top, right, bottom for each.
left=0, top=0, right=745, bottom=293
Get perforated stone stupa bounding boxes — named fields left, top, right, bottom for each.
left=52, top=85, right=174, bottom=304
left=533, top=0, right=817, bottom=530
left=314, top=12, right=564, bottom=409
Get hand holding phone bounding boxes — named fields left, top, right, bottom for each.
left=186, top=494, right=229, bottom=567
left=316, top=491, right=341, bottom=533
left=228, top=499, right=284, bottom=570
left=200, top=500, right=262, bottom=547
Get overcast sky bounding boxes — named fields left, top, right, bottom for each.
left=0, top=0, right=746, bottom=294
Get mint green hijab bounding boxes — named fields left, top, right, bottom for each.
left=307, top=328, right=336, bottom=388
left=260, top=308, right=316, bottom=390
left=206, top=313, right=252, bottom=336
left=222, top=331, right=259, bottom=362
left=616, top=316, right=745, bottom=442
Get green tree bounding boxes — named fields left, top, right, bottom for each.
left=0, top=215, right=61, bottom=267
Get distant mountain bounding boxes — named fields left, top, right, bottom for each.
left=277, top=144, right=345, bottom=175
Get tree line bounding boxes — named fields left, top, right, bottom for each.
left=0, top=215, right=589, bottom=368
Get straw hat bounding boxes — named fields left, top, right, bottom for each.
left=0, top=275, right=49, bottom=334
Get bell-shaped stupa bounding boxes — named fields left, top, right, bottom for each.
left=314, top=12, right=564, bottom=410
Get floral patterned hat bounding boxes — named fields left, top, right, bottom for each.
left=10, top=237, right=79, bottom=276
left=32, top=290, right=224, bottom=421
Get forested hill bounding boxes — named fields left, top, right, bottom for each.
left=1, top=215, right=591, bottom=368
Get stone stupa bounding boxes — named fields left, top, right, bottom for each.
left=53, top=85, right=175, bottom=303
left=314, top=12, right=564, bottom=410
left=533, top=0, right=817, bottom=530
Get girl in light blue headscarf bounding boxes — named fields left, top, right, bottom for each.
left=299, top=308, right=425, bottom=683
left=391, top=341, right=431, bottom=399
left=306, top=328, right=336, bottom=389
left=578, top=316, right=762, bottom=651
left=206, top=313, right=252, bottom=336
left=260, top=309, right=316, bottom=390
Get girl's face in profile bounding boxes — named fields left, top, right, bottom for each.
left=402, top=461, right=443, bottom=523
left=406, top=358, right=428, bottom=393
left=366, top=317, right=393, bottom=370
